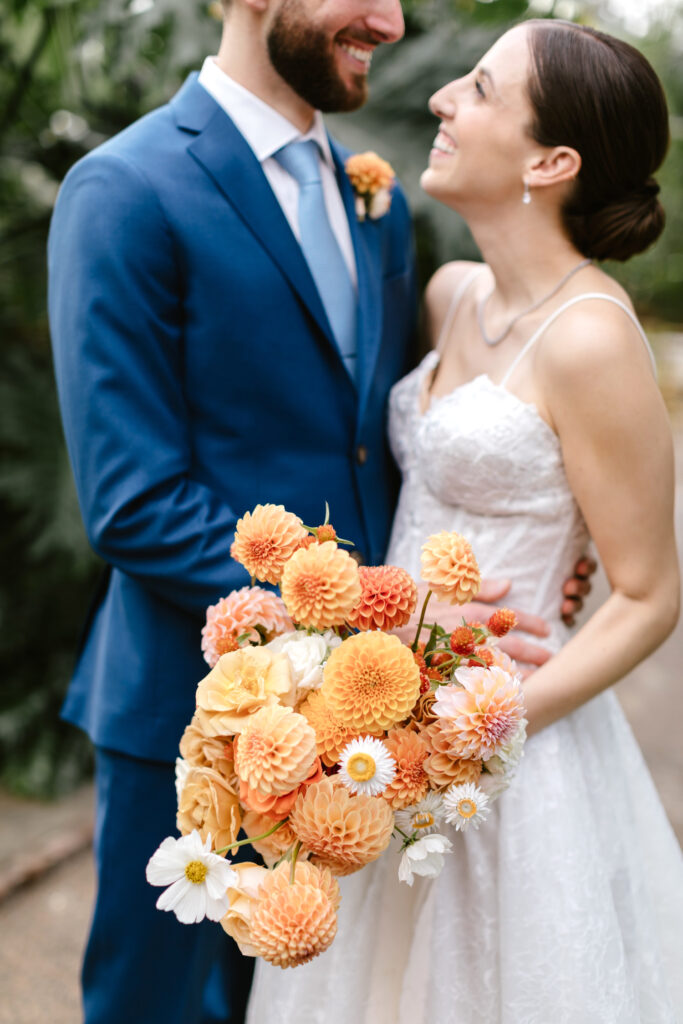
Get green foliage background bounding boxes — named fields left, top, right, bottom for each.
left=1, top=0, right=681, bottom=796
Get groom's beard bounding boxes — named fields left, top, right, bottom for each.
left=267, top=5, right=369, bottom=113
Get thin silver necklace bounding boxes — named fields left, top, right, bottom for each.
left=477, top=258, right=591, bottom=347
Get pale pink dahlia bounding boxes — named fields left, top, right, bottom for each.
left=201, top=587, right=293, bottom=666
left=433, top=666, right=525, bottom=761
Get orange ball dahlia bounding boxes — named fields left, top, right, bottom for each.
left=434, top=666, right=525, bottom=761
left=346, top=565, right=418, bottom=632
left=201, top=587, right=293, bottom=666
left=234, top=704, right=317, bottom=797
left=298, top=689, right=364, bottom=768
left=322, top=631, right=420, bottom=734
left=382, top=727, right=430, bottom=810
left=422, top=721, right=483, bottom=789
left=249, top=861, right=339, bottom=968
left=231, top=504, right=307, bottom=585
left=345, top=152, right=395, bottom=195
left=239, top=758, right=323, bottom=821
left=289, top=776, right=394, bottom=876
left=280, top=541, right=361, bottom=630
left=420, top=531, right=481, bottom=605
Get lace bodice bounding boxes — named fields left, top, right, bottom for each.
left=386, top=351, right=588, bottom=651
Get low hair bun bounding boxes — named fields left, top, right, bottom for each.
left=567, top=185, right=666, bottom=263
left=527, top=22, right=669, bottom=264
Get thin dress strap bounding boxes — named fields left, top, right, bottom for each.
left=499, top=292, right=657, bottom=386
left=434, top=264, right=487, bottom=354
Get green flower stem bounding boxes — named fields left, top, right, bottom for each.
left=411, top=589, right=433, bottom=651
left=289, top=840, right=303, bottom=885
left=214, top=819, right=287, bottom=857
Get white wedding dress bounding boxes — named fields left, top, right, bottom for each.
left=247, top=275, right=683, bottom=1024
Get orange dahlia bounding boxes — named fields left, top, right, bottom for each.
left=234, top=704, right=317, bottom=797
left=280, top=541, right=361, bottom=630
left=201, top=587, right=293, bottom=666
left=345, top=152, right=395, bottom=195
left=433, top=666, right=525, bottom=760
left=239, top=758, right=323, bottom=821
left=322, top=631, right=420, bottom=733
left=249, top=861, right=339, bottom=968
left=422, top=721, right=483, bottom=789
left=346, top=565, right=418, bottom=632
left=382, top=727, right=430, bottom=810
left=298, top=689, right=364, bottom=767
left=231, top=504, right=307, bottom=585
left=289, top=776, right=394, bottom=876
left=420, top=531, right=481, bottom=605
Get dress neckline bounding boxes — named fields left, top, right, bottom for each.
left=417, top=352, right=560, bottom=444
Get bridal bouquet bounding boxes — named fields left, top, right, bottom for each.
left=147, top=504, right=526, bottom=967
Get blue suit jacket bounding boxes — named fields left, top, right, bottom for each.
left=48, top=74, right=418, bottom=762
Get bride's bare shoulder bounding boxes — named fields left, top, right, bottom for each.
left=423, top=260, right=486, bottom=347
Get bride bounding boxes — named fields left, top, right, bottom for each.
left=247, top=18, right=683, bottom=1023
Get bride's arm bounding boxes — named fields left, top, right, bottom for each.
left=521, top=301, right=680, bottom=736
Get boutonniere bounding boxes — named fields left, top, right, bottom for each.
left=345, top=151, right=396, bottom=222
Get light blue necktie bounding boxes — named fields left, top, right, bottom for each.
left=274, top=140, right=358, bottom=384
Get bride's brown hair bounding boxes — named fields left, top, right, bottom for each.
left=526, top=20, right=669, bottom=262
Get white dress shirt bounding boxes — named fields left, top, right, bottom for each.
left=197, top=57, right=357, bottom=286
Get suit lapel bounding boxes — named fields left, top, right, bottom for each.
left=172, top=76, right=338, bottom=356
left=330, top=139, right=384, bottom=419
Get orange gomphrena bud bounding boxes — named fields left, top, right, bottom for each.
left=487, top=608, right=517, bottom=637
left=450, top=626, right=476, bottom=656
left=316, top=525, right=337, bottom=543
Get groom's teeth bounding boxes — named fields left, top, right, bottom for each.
left=339, top=43, right=373, bottom=67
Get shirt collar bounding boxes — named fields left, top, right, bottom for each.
left=198, top=57, right=335, bottom=171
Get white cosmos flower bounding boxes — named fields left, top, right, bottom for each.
left=398, top=833, right=452, bottom=886
left=338, top=736, right=396, bottom=796
left=394, top=792, right=445, bottom=836
left=443, top=782, right=491, bottom=832
left=146, top=830, right=238, bottom=924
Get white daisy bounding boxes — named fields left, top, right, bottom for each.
left=398, top=833, right=452, bottom=886
left=394, top=792, right=445, bottom=836
left=338, top=736, right=396, bottom=796
left=443, top=782, right=491, bottom=832
left=146, top=830, right=238, bottom=924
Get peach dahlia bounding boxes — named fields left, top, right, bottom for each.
left=280, top=541, right=361, bottom=630
left=231, top=504, right=307, bottom=585
left=346, top=564, right=418, bottom=632
left=420, top=531, right=481, bottom=605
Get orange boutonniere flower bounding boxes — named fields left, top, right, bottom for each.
left=345, top=151, right=396, bottom=221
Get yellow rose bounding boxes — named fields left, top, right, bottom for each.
left=179, top=714, right=237, bottom=786
left=220, top=862, right=270, bottom=956
left=195, top=646, right=295, bottom=736
left=176, top=765, right=241, bottom=852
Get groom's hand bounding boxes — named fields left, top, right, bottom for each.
left=394, top=581, right=552, bottom=678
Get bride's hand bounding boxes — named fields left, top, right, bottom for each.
left=392, top=580, right=552, bottom=676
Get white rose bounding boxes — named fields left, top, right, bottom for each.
left=369, top=188, right=392, bottom=219
left=267, top=630, right=340, bottom=697
left=175, top=756, right=190, bottom=802
left=398, top=833, right=452, bottom=886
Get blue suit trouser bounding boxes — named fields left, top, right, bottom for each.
left=82, top=747, right=254, bottom=1024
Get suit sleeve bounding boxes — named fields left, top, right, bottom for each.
left=48, top=150, right=248, bottom=616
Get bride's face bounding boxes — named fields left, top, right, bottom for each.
left=421, top=25, right=538, bottom=209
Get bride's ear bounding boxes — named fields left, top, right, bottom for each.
left=526, top=146, right=581, bottom=191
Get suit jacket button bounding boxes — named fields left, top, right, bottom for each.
left=349, top=549, right=365, bottom=566
left=355, top=444, right=368, bottom=465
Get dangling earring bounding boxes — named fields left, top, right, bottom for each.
left=522, top=180, right=531, bottom=205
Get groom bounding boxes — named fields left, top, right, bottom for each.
left=48, top=1, right=584, bottom=1021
